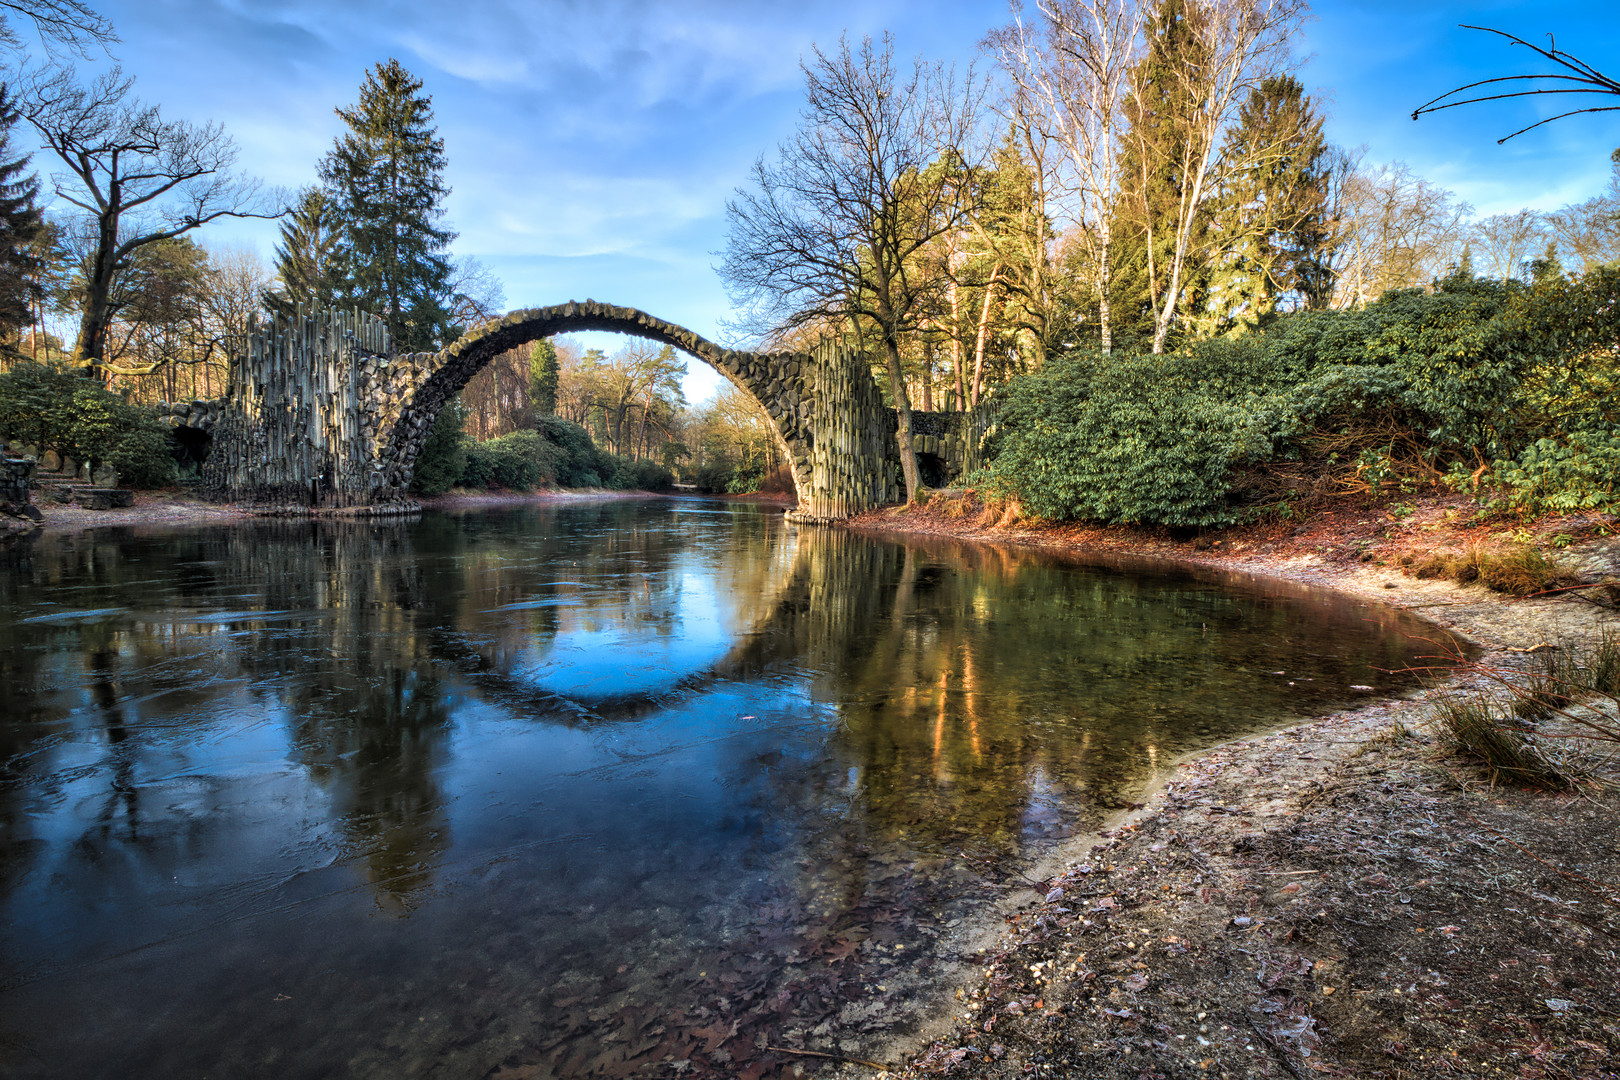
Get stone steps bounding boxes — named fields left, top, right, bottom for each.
left=32, top=470, right=133, bottom=509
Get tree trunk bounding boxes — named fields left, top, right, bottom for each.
left=970, top=265, right=999, bottom=408
left=1098, top=225, right=1114, bottom=354
left=921, top=339, right=934, bottom=412
left=73, top=248, right=116, bottom=380
left=883, top=331, right=921, bottom=503
left=947, top=279, right=966, bottom=410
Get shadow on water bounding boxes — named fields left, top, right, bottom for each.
left=0, top=501, right=1455, bottom=1078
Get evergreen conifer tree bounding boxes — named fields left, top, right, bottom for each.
left=529, top=339, right=559, bottom=418
left=0, top=86, right=45, bottom=353
left=1206, top=75, right=1330, bottom=329
left=267, top=186, right=346, bottom=316
left=319, top=59, right=455, bottom=351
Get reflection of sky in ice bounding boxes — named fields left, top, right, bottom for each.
left=505, top=559, right=757, bottom=701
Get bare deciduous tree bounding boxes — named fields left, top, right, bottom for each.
left=989, top=0, right=1144, bottom=353
left=721, top=32, right=983, bottom=503
left=0, top=0, right=116, bottom=57
left=1470, top=208, right=1547, bottom=282
left=1545, top=154, right=1620, bottom=273
left=446, top=255, right=506, bottom=333
left=201, top=242, right=272, bottom=359
left=1413, top=27, right=1620, bottom=142
left=14, top=64, right=280, bottom=375
left=1329, top=161, right=1471, bottom=305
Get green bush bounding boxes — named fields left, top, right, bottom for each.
left=0, top=362, right=177, bottom=488
left=461, top=430, right=559, bottom=491
left=694, top=462, right=732, bottom=494
left=605, top=457, right=673, bottom=492
left=1490, top=429, right=1620, bottom=514
left=978, top=344, right=1279, bottom=526
left=537, top=415, right=616, bottom=488
left=0, top=362, right=78, bottom=454
left=977, top=277, right=1608, bottom=527
left=108, top=413, right=178, bottom=488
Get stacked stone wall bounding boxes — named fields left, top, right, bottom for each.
left=1, top=455, right=38, bottom=526
left=888, top=400, right=997, bottom=483
left=155, top=399, right=226, bottom=431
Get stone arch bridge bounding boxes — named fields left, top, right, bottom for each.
left=202, top=301, right=991, bottom=520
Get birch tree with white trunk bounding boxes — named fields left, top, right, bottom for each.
left=989, top=0, right=1144, bottom=354
left=1130, top=0, right=1306, bottom=352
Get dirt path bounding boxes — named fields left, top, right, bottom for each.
left=6, top=487, right=675, bottom=535
left=822, top=497, right=1620, bottom=1080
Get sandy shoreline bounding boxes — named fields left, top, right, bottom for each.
left=821, top=500, right=1620, bottom=1080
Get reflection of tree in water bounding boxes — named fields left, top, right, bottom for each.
left=0, top=523, right=459, bottom=910
left=611, top=526, right=1446, bottom=1079
left=687, top=524, right=1443, bottom=970
left=84, top=644, right=140, bottom=845
left=755, top=527, right=1438, bottom=867
left=221, top=521, right=454, bottom=911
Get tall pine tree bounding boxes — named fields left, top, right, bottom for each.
left=0, top=86, right=45, bottom=355
left=319, top=60, right=455, bottom=351
left=267, top=185, right=347, bottom=316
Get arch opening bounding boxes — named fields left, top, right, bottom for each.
left=380, top=301, right=815, bottom=504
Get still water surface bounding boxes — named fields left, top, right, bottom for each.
left=0, top=500, right=1441, bottom=1078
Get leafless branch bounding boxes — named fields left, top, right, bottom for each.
left=1413, top=26, right=1620, bottom=143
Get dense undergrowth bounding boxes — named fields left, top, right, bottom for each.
left=0, top=362, right=177, bottom=487
left=977, top=270, right=1620, bottom=527
left=412, top=407, right=674, bottom=496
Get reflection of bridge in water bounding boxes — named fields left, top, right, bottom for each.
left=0, top=506, right=1439, bottom=913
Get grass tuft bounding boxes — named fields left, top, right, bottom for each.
left=1429, top=692, right=1579, bottom=790
left=1408, top=544, right=1577, bottom=595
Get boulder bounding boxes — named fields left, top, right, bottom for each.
left=74, top=488, right=134, bottom=510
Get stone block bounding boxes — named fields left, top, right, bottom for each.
left=93, top=464, right=119, bottom=488
left=74, top=488, right=134, bottom=510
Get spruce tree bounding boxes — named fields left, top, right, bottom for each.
left=0, top=86, right=45, bottom=354
left=267, top=186, right=347, bottom=316
left=529, top=339, right=559, bottom=417
left=319, top=59, right=455, bottom=351
left=1206, top=75, right=1330, bottom=328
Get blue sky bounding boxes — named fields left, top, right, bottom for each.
left=14, top=1, right=1620, bottom=400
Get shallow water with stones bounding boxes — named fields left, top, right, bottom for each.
left=0, top=499, right=1440, bottom=1078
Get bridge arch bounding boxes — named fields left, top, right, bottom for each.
left=377, top=301, right=816, bottom=502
